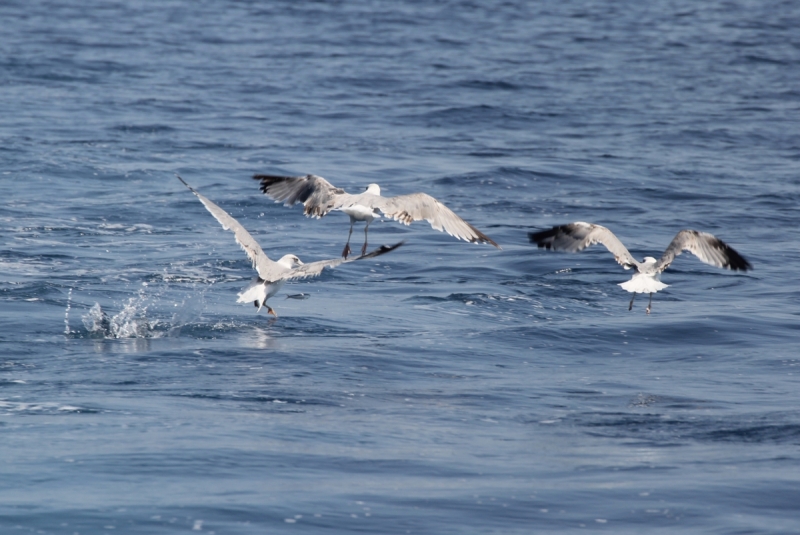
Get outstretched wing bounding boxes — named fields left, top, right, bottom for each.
left=281, top=241, right=405, bottom=280
left=528, top=222, right=639, bottom=269
left=655, top=230, right=751, bottom=273
left=252, top=174, right=355, bottom=218
left=177, top=175, right=286, bottom=281
left=372, top=193, right=500, bottom=248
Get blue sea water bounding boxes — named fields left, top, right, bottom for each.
left=2, top=0, right=800, bottom=533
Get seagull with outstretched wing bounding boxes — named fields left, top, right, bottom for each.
left=529, top=222, right=751, bottom=314
left=252, top=174, right=500, bottom=258
left=177, top=175, right=403, bottom=317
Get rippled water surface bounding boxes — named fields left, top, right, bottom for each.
left=2, top=0, right=800, bottom=533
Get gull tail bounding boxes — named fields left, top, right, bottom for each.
left=619, top=274, right=668, bottom=294
left=237, top=277, right=268, bottom=312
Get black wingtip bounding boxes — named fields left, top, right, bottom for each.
left=480, top=233, right=502, bottom=249
left=462, top=221, right=501, bottom=249
left=252, top=174, right=281, bottom=195
left=175, top=174, right=197, bottom=195
left=739, top=259, right=753, bottom=271
left=478, top=236, right=502, bottom=249
left=528, top=228, right=558, bottom=249
left=251, top=174, right=319, bottom=203
left=707, top=235, right=752, bottom=272
left=724, top=244, right=753, bottom=272
left=358, top=241, right=405, bottom=259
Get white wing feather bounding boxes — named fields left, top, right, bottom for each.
left=253, top=174, right=499, bottom=247
left=280, top=242, right=405, bottom=281
left=178, top=175, right=287, bottom=281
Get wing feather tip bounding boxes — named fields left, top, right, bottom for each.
left=475, top=235, right=501, bottom=248
left=724, top=246, right=752, bottom=272
left=358, top=240, right=406, bottom=259
left=528, top=228, right=556, bottom=249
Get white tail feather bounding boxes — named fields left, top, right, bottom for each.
left=619, top=274, right=669, bottom=294
left=237, top=277, right=267, bottom=311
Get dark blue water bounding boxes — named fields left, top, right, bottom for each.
left=2, top=0, right=800, bottom=533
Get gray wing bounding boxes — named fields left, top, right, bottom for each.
left=281, top=241, right=405, bottom=281
left=252, top=174, right=356, bottom=218
left=655, top=230, right=752, bottom=273
left=177, top=176, right=287, bottom=281
left=372, top=193, right=500, bottom=248
left=528, top=222, right=639, bottom=268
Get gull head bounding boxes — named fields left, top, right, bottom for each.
left=365, top=183, right=381, bottom=195
left=641, top=256, right=658, bottom=270
left=278, top=254, right=304, bottom=269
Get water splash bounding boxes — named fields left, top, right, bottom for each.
left=64, top=288, right=73, bottom=335
left=82, top=299, right=152, bottom=339
left=79, top=282, right=162, bottom=339
left=74, top=279, right=209, bottom=339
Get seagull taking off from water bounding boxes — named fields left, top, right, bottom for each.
left=178, top=176, right=403, bottom=317
left=528, top=222, right=751, bottom=314
left=252, top=174, right=500, bottom=258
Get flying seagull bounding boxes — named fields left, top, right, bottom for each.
left=528, top=222, right=751, bottom=314
left=252, top=174, right=500, bottom=258
left=177, top=176, right=403, bottom=317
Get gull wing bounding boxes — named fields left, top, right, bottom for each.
left=177, top=176, right=288, bottom=281
left=371, top=193, right=500, bottom=248
left=528, top=222, right=639, bottom=268
left=281, top=241, right=404, bottom=280
left=252, top=174, right=355, bottom=218
left=655, top=230, right=752, bottom=273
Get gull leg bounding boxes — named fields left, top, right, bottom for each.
left=361, top=220, right=370, bottom=256
left=646, top=293, right=652, bottom=315
left=267, top=306, right=278, bottom=318
left=628, top=293, right=636, bottom=311
left=342, top=219, right=354, bottom=259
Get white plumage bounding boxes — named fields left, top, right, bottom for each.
left=529, top=222, right=751, bottom=314
left=253, top=174, right=500, bottom=258
left=177, top=175, right=403, bottom=317
left=617, top=257, right=669, bottom=294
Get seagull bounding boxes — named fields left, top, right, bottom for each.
left=252, top=174, right=500, bottom=258
left=177, top=176, right=403, bottom=317
left=528, top=222, right=751, bottom=314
